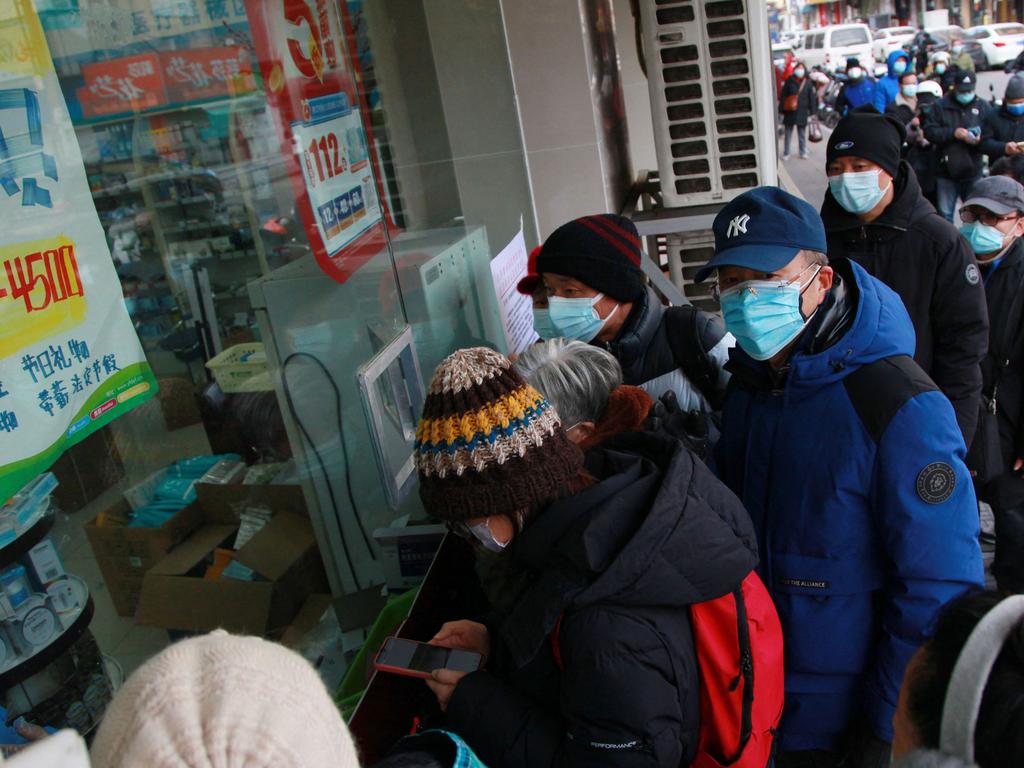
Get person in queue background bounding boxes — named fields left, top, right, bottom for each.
left=414, top=347, right=758, bottom=767
left=925, top=70, right=988, bottom=223
left=884, top=69, right=919, bottom=126
left=927, top=50, right=953, bottom=91
left=820, top=107, right=989, bottom=446
left=779, top=59, right=817, bottom=160
left=950, top=37, right=976, bottom=75
left=889, top=78, right=944, bottom=208
left=532, top=213, right=732, bottom=410
left=874, top=49, right=913, bottom=113
left=835, top=57, right=876, bottom=116
left=956, top=177, right=1024, bottom=596
left=698, top=187, right=984, bottom=766
left=891, top=591, right=1024, bottom=767
left=981, top=75, right=1024, bottom=165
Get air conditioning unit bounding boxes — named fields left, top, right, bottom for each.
left=640, top=0, right=778, bottom=207
left=666, top=231, right=719, bottom=311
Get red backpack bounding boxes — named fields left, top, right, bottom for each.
left=551, top=571, right=784, bottom=768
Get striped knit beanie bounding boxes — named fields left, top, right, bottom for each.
left=416, top=347, right=582, bottom=522
left=535, top=214, right=645, bottom=302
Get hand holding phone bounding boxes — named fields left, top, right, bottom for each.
left=374, top=637, right=483, bottom=680
left=431, top=620, right=491, bottom=661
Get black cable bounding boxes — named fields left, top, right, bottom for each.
left=280, top=352, right=378, bottom=592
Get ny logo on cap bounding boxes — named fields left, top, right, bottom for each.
left=726, top=214, right=751, bottom=239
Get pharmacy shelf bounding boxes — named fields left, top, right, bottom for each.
left=0, top=514, right=55, bottom=572
left=0, top=576, right=94, bottom=689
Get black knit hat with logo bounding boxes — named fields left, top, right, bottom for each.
left=826, top=105, right=907, bottom=179
left=535, top=214, right=645, bottom=303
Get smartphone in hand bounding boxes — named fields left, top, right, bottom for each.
left=373, top=637, right=483, bottom=680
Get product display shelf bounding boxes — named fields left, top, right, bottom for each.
left=0, top=576, right=94, bottom=689
left=0, top=514, right=55, bottom=572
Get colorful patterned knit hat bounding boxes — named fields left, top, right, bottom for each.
left=416, top=347, right=582, bottom=522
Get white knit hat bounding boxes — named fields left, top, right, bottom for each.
left=90, top=631, right=360, bottom=768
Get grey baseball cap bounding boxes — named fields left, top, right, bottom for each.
left=963, top=175, right=1024, bottom=216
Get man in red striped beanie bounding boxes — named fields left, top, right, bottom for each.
left=534, top=213, right=733, bottom=412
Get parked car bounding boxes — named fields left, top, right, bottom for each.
left=966, top=23, right=1024, bottom=68
left=873, top=26, right=916, bottom=61
left=799, top=23, right=874, bottom=72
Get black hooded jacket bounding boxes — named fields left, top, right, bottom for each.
left=821, top=162, right=989, bottom=445
left=446, top=431, right=758, bottom=768
left=923, top=93, right=988, bottom=180
left=981, top=104, right=1024, bottom=162
left=600, top=286, right=730, bottom=412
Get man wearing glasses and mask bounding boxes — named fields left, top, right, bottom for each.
left=700, top=187, right=983, bottom=768
left=958, top=175, right=1024, bottom=597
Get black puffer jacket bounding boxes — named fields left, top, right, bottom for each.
left=446, top=431, right=758, bottom=768
left=981, top=104, right=1024, bottom=163
left=601, top=286, right=730, bottom=411
left=821, top=161, right=989, bottom=445
left=923, top=93, right=988, bottom=180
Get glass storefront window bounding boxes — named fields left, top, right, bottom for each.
left=0, top=0, right=540, bottom=735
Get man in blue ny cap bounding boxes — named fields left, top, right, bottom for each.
left=699, top=187, right=984, bottom=767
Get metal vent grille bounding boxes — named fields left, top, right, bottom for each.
left=666, top=231, right=719, bottom=313
left=641, top=0, right=776, bottom=208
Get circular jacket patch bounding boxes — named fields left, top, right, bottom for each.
left=966, top=263, right=981, bottom=286
left=917, top=462, right=957, bottom=504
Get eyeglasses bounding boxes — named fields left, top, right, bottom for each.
left=960, top=208, right=1021, bottom=227
left=710, top=262, right=820, bottom=302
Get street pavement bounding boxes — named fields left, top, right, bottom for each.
left=780, top=69, right=1015, bottom=205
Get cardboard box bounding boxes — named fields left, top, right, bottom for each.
left=85, top=500, right=203, bottom=617
left=135, top=484, right=328, bottom=635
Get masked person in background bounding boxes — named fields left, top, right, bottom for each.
left=981, top=75, right=1024, bottom=165
left=820, top=106, right=989, bottom=447
left=533, top=214, right=732, bottom=411
left=874, top=49, right=913, bottom=113
left=927, top=50, right=955, bottom=92
left=779, top=59, right=817, bottom=160
left=415, top=347, right=759, bottom=768
left=957, top=176, right=1024, bottom=596
left=835, top=57, right=876, bottom=117
left=700, top=186, right=984, bottom=767
left=904, top=79, right=944, bottom=206
left=924, top=70, right=988, bottom=223
left=950, top=37, right=976, bottom=74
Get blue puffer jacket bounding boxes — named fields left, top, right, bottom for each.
left=715, top=259, right=984, bottom=753
left=874, top=50, right=912, bottom=113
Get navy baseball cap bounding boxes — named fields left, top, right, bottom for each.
left=695, top=187, right=828, bottom=282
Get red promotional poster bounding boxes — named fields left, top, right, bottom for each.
left=159, top=47, right=258, bottom=104
left=244, top=0, right=389, bottom=284
left=77, top=54, right=168, bottom=119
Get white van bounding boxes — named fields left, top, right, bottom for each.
left=799, top=24, right=875, bottom=72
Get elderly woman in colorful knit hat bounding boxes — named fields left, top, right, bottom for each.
left=414, top=346, right=758, bottom=767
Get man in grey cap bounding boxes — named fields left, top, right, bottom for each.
left=981, top=75, right=1024, bottom=164
left=958, top=175, right=1024, bottom=595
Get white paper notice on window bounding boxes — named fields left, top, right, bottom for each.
left=490, top=224, right=539, bottom=357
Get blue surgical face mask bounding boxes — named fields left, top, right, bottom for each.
left=828, top=169, right=892, bottom=215
left=935, top=63, right=947, bottom=74
left=546, top=293, right=618, bottom=342
left=893, top=60, right=908, bottom=75
left=953, top=45, right=964, bottom=54
left=1008, top=102, right=1024, bottom=116
left=794, top=68, right=806, bottom=78
left=901, top=84, right=918, bottom=98
left=532, top=307, right=558, bottom=340
left=960, top=221, right=1008, bottom=255
left=956, top=91, right=975, bottom=105
left=719, top=266, right=822, bottom=361
left=848, top=67, right=863, bottom=80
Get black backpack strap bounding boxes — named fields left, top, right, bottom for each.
left=664, top=306, right=727, bottom=410
left=722, top=587, right=754, bottom=766
left=842, top=355, right=939, bottom=443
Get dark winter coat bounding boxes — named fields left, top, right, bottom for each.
left=923, top=92, right=989, bottom=180
left=874, top=50, right=913, bottom=113
left=780, top=75, right=817, bottom=127
left=978, top=238, right=1024, bottom=473
left=447, top=431, right=759, bottom=768
left=821, top=162, right=989, bottom=446
left=601, top=286, right=732, bottom=411
left=981, top=104, right=1024, bottom=162
left=715, top=258, right=984, bottom=752
left=887, top=99, right=939, bottom=197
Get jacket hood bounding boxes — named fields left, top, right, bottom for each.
left=887, top=49, right=911, bottom=75
left=822, top=161, right=932, bottom=233
left=499, top=430, right=757, bottom=667
left=604, top=285, right=662, bottom=372
left=727, top=259, right=915, bottom=398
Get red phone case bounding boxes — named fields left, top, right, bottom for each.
left=372, top=638, right=438, bottom=680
